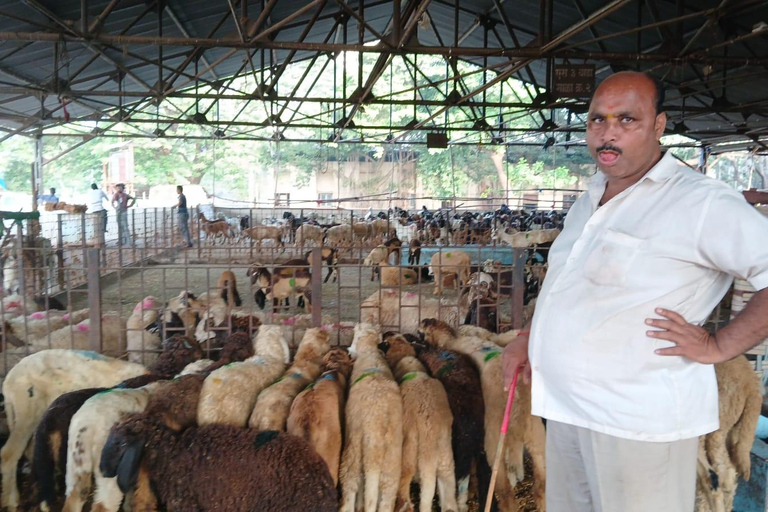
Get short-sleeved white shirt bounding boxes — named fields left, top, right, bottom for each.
left=88, top=188, right=108, bottom=212
left=529, top=151, right=768, bottom=442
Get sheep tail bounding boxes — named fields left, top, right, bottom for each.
left=729, top=379, right=762, bottom=480
left=475, top=450, right=494, bottom=511
left=32, top=426, right=59, bottom=508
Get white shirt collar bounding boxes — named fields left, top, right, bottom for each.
left=587, top=151, right=678, bottom=209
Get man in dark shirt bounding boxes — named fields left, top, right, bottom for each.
left=111, top=183, right=135, bottom=246
left=173, top=185, right=193, bottom=247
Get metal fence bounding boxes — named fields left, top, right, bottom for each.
left=0, top=203, right=559, bottom=376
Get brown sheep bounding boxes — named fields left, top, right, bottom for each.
left=198, top=213, right=234, bottom=244
left=429, top=250, right=471, bottom=295
left=418, top=318, right=546, bottom=512
left=340, top=323, right=403, bottom=512
left=696, top=356, right=762, bottom=512
left=242, top=225, right=285, bottom=249
left=287, top=347, right=353, bottom=486
left=217, top=270, right=242, bottom=307
left=379, top=333, right=458, bottom=512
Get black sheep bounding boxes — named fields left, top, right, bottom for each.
left=101, top=416, right=338, bottom=512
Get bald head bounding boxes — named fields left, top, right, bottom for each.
left=593, top=72, right=665, bottom=115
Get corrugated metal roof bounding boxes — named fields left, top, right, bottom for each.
left=0, top=0, right=765, bottom=149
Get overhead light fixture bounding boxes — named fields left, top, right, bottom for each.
left=672, top=121, right=690, bottom=134
left=540, top=119, right=559, bottom=131
left=491, top=135, right=504, bottom=145
left=385, top=133, right=394, bottom=143
left=189, top=112, right=208, bottom=124
left=153, top=128, right=165, bottom=137
left=543, top=136, right=556, bottom=150
left=213, top=129, right=226, bottom=138
left=426, top=133, right=449, bottom=149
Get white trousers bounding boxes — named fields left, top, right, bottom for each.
left=546, top=420, right=698, bottom=512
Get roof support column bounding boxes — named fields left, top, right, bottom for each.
left=32, top=133, right=43, bottom=212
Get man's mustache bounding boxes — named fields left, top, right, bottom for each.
left=596, top=144, right=623, bottom=154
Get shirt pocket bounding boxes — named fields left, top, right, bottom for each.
left=583, top=229, right=644, bottom=287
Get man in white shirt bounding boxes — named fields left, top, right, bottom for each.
left=502, top=71, right=768, bottom=512
left=88, top=183, right=108, bottom=234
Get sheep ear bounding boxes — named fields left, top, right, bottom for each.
left=116, top=442, right=144, bottom=494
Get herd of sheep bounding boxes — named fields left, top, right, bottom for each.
left=0, top=307, right=761, bottom=512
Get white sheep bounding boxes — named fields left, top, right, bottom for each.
left=3, top=308, right=90, bottom=348
left=340, top=323, right=402, bottom=512
left=0, top=350, right=148, bottom=511
left=62, top=383, right=162, bottom=512
left=197, top=325, right=290, bottom=427
left=249, top=327, right=331, bottom=431
left=126, top=297, right=162, bottom=365
left=295, top=224, right=324, bottom=248
left=428, top=249, right=471, bottom=295
left=360, top=289, right=464, bottom=334
left=324, top=224, right=353, bottom=247
left=1, top=314, right=127, bottom=375
left=363, top=245, right=391, bottom=281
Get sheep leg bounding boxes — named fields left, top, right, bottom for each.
left=525, top=417, right=547, bottom=510
left=433, top=268, right=442, bottom=295
left=1, top=418, right=36, bottom=511
left=91, top=475, right=124, bottom=512
left=436, top=434, right=458, bottom=512
left=62, top=473, right=91, bottom=512
left=132, top=467, right=159, bottom=512
left=705, top=432, right=731, bottom=512
left=364, top=468, right=381, bottom=512
left=324, top=267, right=334, bottom=283
left=339, top=434, right=363, bottom=512
left=457, top=476, right=470, bottom=512
left=417, top=456, right=439, bottom=512
left=379, top=437, right=402, bottom=512
left=396, top=429, right=418, bottom=512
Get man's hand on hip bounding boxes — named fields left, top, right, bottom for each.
left=646, top=308, right=726, bottom=364
left=503, top=333, right=531, bottom=389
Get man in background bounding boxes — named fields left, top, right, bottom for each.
left=111, top=183, right=135, bottom=246
left=37, top=187, right=58, bottom=205
left=88, top=183, right=109, bottom=235
left=173, top=185, right=193, bottom=247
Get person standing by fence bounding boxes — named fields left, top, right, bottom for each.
left=88, top=183, right=109, bottom=236
left=173, top=185, right=193, bottom=247
left=111, top=183, right=135, bottom=246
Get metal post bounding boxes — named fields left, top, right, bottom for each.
left=56, top=215, right=64, bottom=291
left=86, top=248, right=102, bottom=352
left=15, top=224, right=25, bottom=297
left=511, top=247, right=526, bottom=329
left=311, top=247, right=322, bottom=328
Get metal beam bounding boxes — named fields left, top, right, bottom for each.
left=4, top=30, right=764, bottom=65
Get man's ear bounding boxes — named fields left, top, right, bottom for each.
left=654, top=112, right=667, bottom=140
